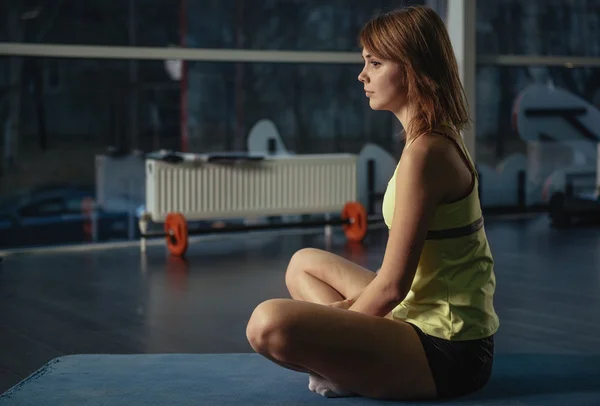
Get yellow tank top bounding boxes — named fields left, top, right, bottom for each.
left=382, top=132, right=499, bottom=341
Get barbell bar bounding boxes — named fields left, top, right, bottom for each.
left=142, top=201, right=383, bottom=257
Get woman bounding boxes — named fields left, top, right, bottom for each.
left=246, top=5, right=499, bottom=401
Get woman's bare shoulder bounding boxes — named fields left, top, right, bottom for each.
left=398, top=134, right=458, bottom=199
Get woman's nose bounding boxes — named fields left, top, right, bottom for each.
left=358, top=70, right=368, bottom=84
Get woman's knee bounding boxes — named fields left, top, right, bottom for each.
left=288, top=247, right=322, bottom=271
left=246, top=299, right=293, bottom=357
left=284, top=248, right=321, bottom=286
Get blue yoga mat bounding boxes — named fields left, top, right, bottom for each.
left=1, top=353, right=599, bottom=405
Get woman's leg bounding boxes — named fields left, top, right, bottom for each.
left=246, top=298, right=437, bottom=401
left=285, top=248, right=377, bottom=305
left=278, top=247, right=390, bottom=382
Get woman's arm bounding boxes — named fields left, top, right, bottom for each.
left=348, top=142, right=449, bottom=317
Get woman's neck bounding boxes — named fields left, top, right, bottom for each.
left=393, top=104, right=414, bottom=131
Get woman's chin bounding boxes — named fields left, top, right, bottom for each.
left=368, top=100, right=387, bottom=111
left=368, top=99, right=382, bottom=110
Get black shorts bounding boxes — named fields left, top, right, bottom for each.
left=408, top=323, right=494, bottom=399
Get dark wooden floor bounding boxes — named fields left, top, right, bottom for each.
left=1, top=215, right=600, bottom=394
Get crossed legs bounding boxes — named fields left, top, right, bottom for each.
left=245, top=248, right=437, bottom=400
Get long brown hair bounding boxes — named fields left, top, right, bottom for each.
left=359, top=5, right=470, bottom=140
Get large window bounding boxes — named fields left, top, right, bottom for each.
left=2, top=0, right=600, bottom=249
left=475, top=0, right=600, bottom=209
left=477, top=0, right=600, bottom=57
left=475, top=64, right=600, bottom=208
left=2, top=1, right=415, bottom=249
left=185, top=60, right=397, bottom=153
left=1, top=0, right=404, bottom=50
left=0, top=56, right=397, bottom=188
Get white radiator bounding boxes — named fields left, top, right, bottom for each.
left=145, top=153, right=357, bottom=222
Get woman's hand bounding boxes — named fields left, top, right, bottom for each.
left=328, top=299, right=354, bottom=310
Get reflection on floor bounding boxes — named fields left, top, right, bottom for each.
left=0, top=215, right=599, bottom=394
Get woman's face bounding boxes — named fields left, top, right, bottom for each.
left=358, top=48, right=407, bottom=113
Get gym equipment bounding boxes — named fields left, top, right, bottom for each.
left=546, top=143, right=600, bottom=228
left=246, top=119, right=291, bottom=155
left=138, top=151, right=365, bottom=254
left=548, top=171, right=600, bottom=228
left=2, top=353, right=599, bottom=405
left=142, top=201, right=380, bottom=257
left=485, top=83, right=600, bottom=210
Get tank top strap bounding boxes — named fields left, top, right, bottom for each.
left=431, top=129, right=478, bottom=179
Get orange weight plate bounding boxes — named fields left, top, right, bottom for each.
left=341, top=201, right=368, bottom=242
left=164, top=212, right=189, bottom=257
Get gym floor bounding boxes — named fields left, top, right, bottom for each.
left=1, top=215, right=599, bottom=394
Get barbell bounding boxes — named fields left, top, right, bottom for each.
left=142, top=201, right=383, bottom=257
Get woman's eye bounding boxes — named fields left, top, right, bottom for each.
left=370, top=61, right=381, bottom=67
